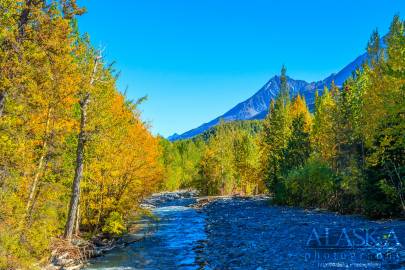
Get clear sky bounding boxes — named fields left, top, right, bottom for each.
left=77, top=0, right=404, bottom=137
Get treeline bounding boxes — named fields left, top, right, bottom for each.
left=161, top=16, right=404, bottom=218
left=0, top=1, right=162, bottom=268
left=160, top=120, right=266, bottom=195
left=263, top=16, right=404, bottom=218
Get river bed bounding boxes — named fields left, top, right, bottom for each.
left=85, top=192, right=405, bottom=270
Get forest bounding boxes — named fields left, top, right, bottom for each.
left=160, top=16, right=405, bottom=219
left=0, top=0, right=403, bottom=269
left=0, top=1, right=162, bottom=268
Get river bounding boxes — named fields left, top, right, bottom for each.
left=85, top=192, right=404, bottom=270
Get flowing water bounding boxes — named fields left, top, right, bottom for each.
left=85, top=192, right=405, bottom=270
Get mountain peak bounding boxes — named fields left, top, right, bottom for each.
left=167, top=133, right=180, bottom=141
left=168, top=51, right=369, bottom=141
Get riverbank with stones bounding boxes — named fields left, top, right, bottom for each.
left=43, top=190, right=199, bottom=270
left=45, top=190, right=405, bottom=269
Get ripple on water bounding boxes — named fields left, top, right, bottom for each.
left=85, top=197, right=405, bottom=270
left=85, top=197, right=207, bottom=270
left=154, top=205, right=191, bottom=213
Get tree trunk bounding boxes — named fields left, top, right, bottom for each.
left=74, top=204, right=80, bottom=236
left=18, top=0, right=33, bottom=41
left=25, top=107, right=52, bottom=218
left=25, top=149, right=46, bottom=213
left=18, top=0, right=45, bottom=41
left=64, top=54, right=100, bottom=240
left=0, top=92, right=5, bottom=117
left=64, top=93, right=89, bottom=240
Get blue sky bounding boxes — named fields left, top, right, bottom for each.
left=77, top=0, right=404, bottom=137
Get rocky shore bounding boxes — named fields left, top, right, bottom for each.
left=44, top=190, right=198, bottom=270
left=44, top=235, right=143, bottom=270
left=198, top=198, right=405, bottom=269
left=45, top=190, right=405, bottom=269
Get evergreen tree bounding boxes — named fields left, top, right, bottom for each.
left=361, top=16, right=405, bottom=216
left=261, top=66, right=292, bottom=195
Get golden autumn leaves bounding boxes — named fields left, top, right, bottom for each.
left=0, top=1, right=162, bottom=268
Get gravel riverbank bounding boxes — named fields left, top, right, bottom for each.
left=79, top=191, right=405, bottom=269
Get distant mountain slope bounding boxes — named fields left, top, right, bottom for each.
left=190, top=120, right=263, bottom=143
left=169, top=51, right=368, bottom=141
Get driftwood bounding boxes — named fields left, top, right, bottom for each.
left=47, top=237, right=95, bottom=270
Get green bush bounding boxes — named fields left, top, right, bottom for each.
left=102, top=212, right=127, bottom=237
left=276, top=156, right=338, bottom=208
